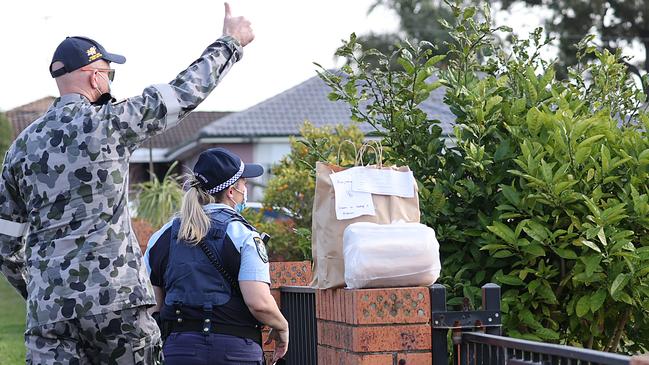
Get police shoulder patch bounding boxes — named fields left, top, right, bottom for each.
left=254, top=236, right=269, bottom=263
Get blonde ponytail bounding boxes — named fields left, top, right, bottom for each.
left=178, top=175, right=218, bottom=244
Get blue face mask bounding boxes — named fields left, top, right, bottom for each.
left=231, top=186, right=247, bottom=213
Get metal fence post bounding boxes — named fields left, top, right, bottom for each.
left=481, top=283, right=501, bottom=336
left=280, top=286, right=317, bottom=365
left=431, top=283, right=448, bottom=365
left=482, top=283, right=502, bottom=365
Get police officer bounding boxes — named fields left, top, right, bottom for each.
left=0, top=3, right=253, bottom=364
left=145, top=147, right=289, bottom=365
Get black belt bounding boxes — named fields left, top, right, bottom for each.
left=162, top=320, right=262, bottom=346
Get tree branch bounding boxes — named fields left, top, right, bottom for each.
left=621, top=59, right=648, bottom=96
left=605, top=308, right=631, bottom=352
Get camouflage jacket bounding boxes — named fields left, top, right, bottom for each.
left=0, top=36, right=242, bottom=329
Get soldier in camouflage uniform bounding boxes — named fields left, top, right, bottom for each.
left=0, top=3, right=254, bottom=364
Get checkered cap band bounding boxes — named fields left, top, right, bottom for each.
left=202, top=161, right=245, bottom=194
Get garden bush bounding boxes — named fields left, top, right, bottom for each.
left=318, top=0, right=649, bottom=352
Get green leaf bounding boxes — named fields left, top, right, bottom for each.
left=576, top=295, right=590, bottom=317
left=519, top=309, right=542, bottom=329
left=397, top=57, right=415, bottom=74
left=590, top=289, right=607, bottom=312
left=493, top=250, right=514, bottom=258
left=487, top=222, right=517, bottom=244
left=575, top=147, right=591, bottom=164
left=501, top=185, right=521, bottom=206
left=424, top=54, right=446, bottom=68
left=528, top=279, right=541, bottom=294
left=535, top=283, right=558, bottom=304
left=576, top=135, right=605, bottom=151
left=480, top=244, right=510, bottom=251
left=616, top=292, right=634, bottom=305
left=535, top=327, right=560, bottom=340
left=463, top=7, right=476, bottom=20
left=496, top=272, right=525, bottom=286
left=555, top=248, right=578, bottom=259
left=580, top=239, right=602, bottom=253
left=522, top=244, right=546, bottom=257
left=486, top=96, right=503, bottom=114
left=522, top=220, right=549, bottom=242
left=610, top=273, right=629, bottom=296
left=581, top=255, right=602, bottom=276
left=597, top=227, right=608, bottom=246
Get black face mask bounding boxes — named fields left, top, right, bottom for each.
left=92, top=92, right=115, bottom=106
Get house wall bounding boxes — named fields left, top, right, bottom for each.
left=128, top=140, right=294, bottom=203
left=183, top=143, right=254, bottom=169
left=252, top=140, right=291, bottom=201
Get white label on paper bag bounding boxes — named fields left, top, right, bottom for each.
left=351, top=168, right=416, bottom=197
left=330, top=167, right=376, bottom=220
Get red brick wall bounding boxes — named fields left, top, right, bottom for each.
left=316, top=287, right=432, bottom=365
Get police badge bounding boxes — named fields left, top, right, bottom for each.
left=254, top=236, right=269, bottom=263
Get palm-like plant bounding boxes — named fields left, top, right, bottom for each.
left=134, top=162, right=183, bottom=228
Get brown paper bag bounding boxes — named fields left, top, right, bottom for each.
left=310, top=161, right=421, bottom=288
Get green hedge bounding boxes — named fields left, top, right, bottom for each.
left=318, top=1, right=649, bottom=353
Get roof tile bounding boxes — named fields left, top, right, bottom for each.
left=200, top=73, right=455, bottom=137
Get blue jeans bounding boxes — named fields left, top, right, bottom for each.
left=163, top=332, right=264, bottom=365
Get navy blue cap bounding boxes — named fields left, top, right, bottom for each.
left=193, top=148, right=264, bottom=194
left=50, top=36, right=126, bottom=78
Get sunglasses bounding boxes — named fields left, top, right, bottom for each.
left=80, top=67, right=115, bottom=82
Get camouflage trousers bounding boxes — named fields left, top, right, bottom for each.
left=25, top=306, right=162, bottom=365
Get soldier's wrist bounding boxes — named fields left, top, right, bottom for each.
left=217, top=35, right=243, bottom=60
left=219, top=35, right=242, bottom=49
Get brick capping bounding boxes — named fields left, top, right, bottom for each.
left=316, top=287, right=430, bottom=325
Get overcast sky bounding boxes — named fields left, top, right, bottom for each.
left=0, top=1, right=585, bottom=114
left=0, top=0, right=403, bottom=112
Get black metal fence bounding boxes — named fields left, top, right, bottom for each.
left=459, top=332, right=630, bottom=365
left=280, top=286, right=317, bottom=365
left=430, top=283, right=631, bottom=365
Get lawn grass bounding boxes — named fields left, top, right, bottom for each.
left=0, top=277, right=26, bottom=365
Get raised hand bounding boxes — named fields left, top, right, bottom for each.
left=222, top=2, right=255, bottom=47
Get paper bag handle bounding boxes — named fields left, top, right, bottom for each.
left=336, top=140, right=359, bottom=166
left=356, top=141, right=384, bottom=168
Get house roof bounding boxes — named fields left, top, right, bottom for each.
left=6, top=97, right=57, bottom=138
left=5, top=97, right=230, bottom=149
left=148, top=111, right=230, bottom=148
left=199, top=72, right=455, bottom=138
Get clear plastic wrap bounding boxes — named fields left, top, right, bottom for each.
left=343, top=222, right=441, bottom=289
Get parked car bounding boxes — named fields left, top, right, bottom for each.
left=245, top=202, right=294, bottom=222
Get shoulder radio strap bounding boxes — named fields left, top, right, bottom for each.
left=197, top=240, right=242, bottom=296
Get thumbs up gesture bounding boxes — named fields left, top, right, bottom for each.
left=222, top=2, right=255, bottom=47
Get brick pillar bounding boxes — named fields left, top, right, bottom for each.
left=316, top=287, right=432, bottom=365
left=262, top=261, right=313, bottom=363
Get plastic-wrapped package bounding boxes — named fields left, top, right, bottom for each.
left=343, top=222, right=441, bottom=289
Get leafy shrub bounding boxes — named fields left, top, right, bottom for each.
left=241, top=208, right=311, bottom=262
left=134, top=162, right=183, bottom=228
left=318, top=0, right=649, bottom=352
left=0, top=112, right=12, bottom=164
